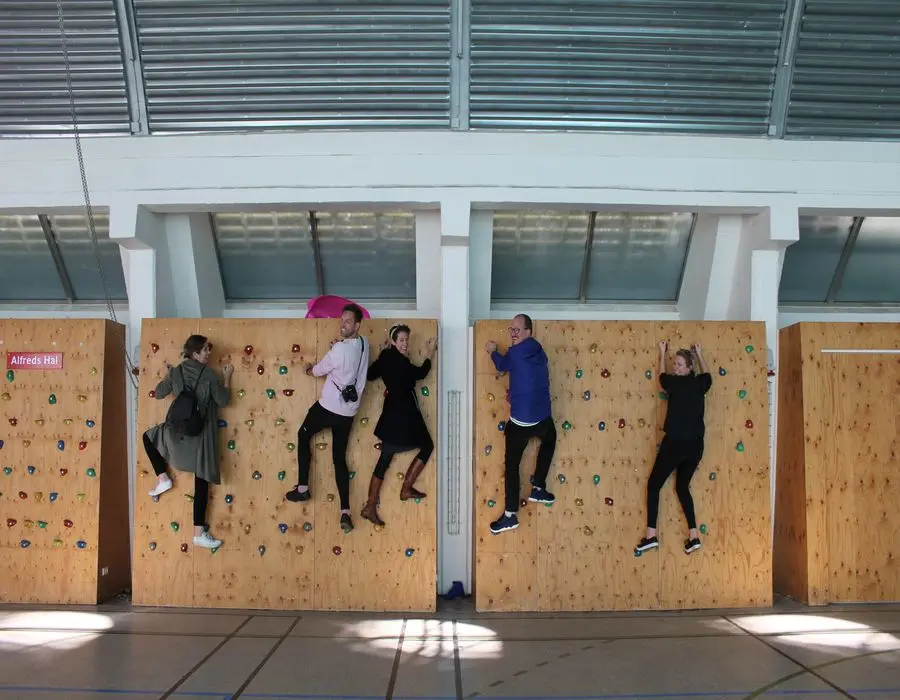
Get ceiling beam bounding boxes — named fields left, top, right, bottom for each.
left=825, top=216, right=864, bottom=303
left=309, top=211, right=326, bottom=296
left=577, top=212, right=597, bottom=302
left=38, top=215, right=76, bottom=302
left=768, top=0, right=806, bottom=138
left=112, top=0, right=150, bottom=135
left=449, top=0, right=471, bottom=129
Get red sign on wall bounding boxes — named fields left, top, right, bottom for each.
left=6, top=352, right=64, bottom=370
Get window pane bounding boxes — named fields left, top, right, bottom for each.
left=0, top=214, right=67, bottom=301
left=315, top=211, right=416, bottom=300
left=836, top=217, right=900, bottom=303
left=491, top=211, right=588, bottom=301
left=49, top=212, right=128, bottom=301
left=779, top=216, right=852, bottom=303
left=212, top=212, right=319, bottom=300
left=585, top=213, right=693, bottom=302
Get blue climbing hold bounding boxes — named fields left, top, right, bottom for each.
left=26, top=466, right=35, bottom=475
left=20, top=539, right=31, bottom=549
left=0, top=440, right=4, bottom=449
left=217, top=419, right=227, bottom=428
left=76, top=540, right=87, bottom=549
left=497, top=421, right=506, bottom=431
left=86, top=419, right=96, bottom=428
left=278, top=523, right=288, bottom=534
left=49, top=492, right=58, bottom=502
left=57, top=440, right=65, bottom=451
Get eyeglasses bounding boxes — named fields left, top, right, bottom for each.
left=508, top=327, right=524, bottom=335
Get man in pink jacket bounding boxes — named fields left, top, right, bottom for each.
left=286, top=304, right=369, bottom=533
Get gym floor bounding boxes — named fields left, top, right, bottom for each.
left=0, top=596, right=898, bottom=700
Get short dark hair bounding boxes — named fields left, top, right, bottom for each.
left=516, top=314, right=533, bottom=332
left=342, top=304, right=363, bottom=324
left=182, top=334, right=208, bottom=359
left=675, top=348, right=695, bottom=372
left=390, top=324, right=411, bottom=341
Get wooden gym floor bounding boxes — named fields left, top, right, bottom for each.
left=0, top=596, right=898, bottom=699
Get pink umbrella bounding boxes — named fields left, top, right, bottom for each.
left=305, top=295, right=371, bottom=319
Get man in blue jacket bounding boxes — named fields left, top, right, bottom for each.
left=485, top=313, right=556, bottom=534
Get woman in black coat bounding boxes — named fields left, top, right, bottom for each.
left=361, top=324, right=437, bottom=527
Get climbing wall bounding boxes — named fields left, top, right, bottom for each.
left=132, top=318, right=438, bottom=612
left=775, top=322, right=900, bottom=605
left=0, top=319, right=130, bottom=604
left=473, top=320, right=771, bottom=612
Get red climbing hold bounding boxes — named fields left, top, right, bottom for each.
left=244, top=345, right=254, bottom=355
left=148, top=390, right=156, bottom=398
left=6, top=519, right=16, bottom=527
left=151, top=343, right=160, bottom=353
left=601, top=369, right=611, bottom=378
left=292, top=344, right=301, bottom=353
left=8, top=418, right=16, bottom=426
left=257, top=365, right=265, bottom=375
left=59, top=468, right=68, bottom=476
left=78, top=441, right=87, bottom=451
left=282, top=389, right=294, bottom=397
left=63, top=519, right=73, bottom=528
left=617, top=418, right=626, bottom=429
left=180, top=543, right=189, bottom=553
left=745, top=419, right=754, bottom=429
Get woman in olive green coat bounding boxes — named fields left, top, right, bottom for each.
left=143, top=335, right=233, bottom=549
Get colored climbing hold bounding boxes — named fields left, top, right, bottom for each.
left=589, top=343, right=598, bottom=353
left=90, top=366, right=99, bottom=376
left=286, top=442, right=295, bottom=452
left=634, top=550, right=642, bottom=558
left=20, top=539, right=31, bottom=548
left=149, top=390, right=156, bottom=398
left=79, top=441, right=87, bottom=451
left=415, top=497, right=422, bottom=504
left=76, top=540, right=87, bottom=549
left=227, top=440, right=236, bottom=451
left=77, top=395, right=87, bottom=403
left=181, top=543, right=189, bottom=553
left=257, top=365, right=265, bottom=375
left=738, top=389, right=747, bottom=399
left=35, top=418, right=44, bottom=426
left=718, top=367, right=727, bottom=376
left=6, top=370, right=13, bottom=381
left=218, top=419, right=228, bottom=428
left=583, top=526, right=593, bottom=536
left=303, top=522, right=313, bottom=532
left=645, top=370, right=652, bottom=379
left=252, top=471, right=262, bottom=480
left=86, top=419, right=96, bottom=428
left=295, top=545, right=304, bottom=554
left=49, top=492, right=58, bottom=502
left=243, top=419, right=254, bottom=429
left=244, top=345, right=254, bottom=355
left=575, top=369, right=584, bottom=379
left=709, top=472, right=717, bottom=481
left=26, top=465, right=35, bottom=475
left=282, top=389, right=294, bottom=397
left=699, top=524, right=709, bottom=535
left=152, top=495, right=159, bottom=503
left=258, top=545, right=267, bottom=556
left=0, top=393, right=8, bottom=401
left=484, top=445, right=492, bottom=456
left=745, top=344, right=754, bottom=353
left=486, top=392, right=495, bottom=402
left=583, top=391, right=591, bottom=401
left=48, top=394, right=57, bottom=405
left=279, top=365, right=288, bottom=375
left=86, top=468, right=96, bottom=477
left=0, top=440, right=3, bottom=449
left=333, top=546, right=343, bottom=556
left=575, top=498, right=584, bottom=507
left=638, top=418, right=646, bottom=428
left=237, top=389, right=246, bottom=399
left=605, top=497, right=614, bottom=506
left=405, top=548, right=415, bottom=557
left=598, top=421, right=606, bottom=431
left=275, top=417, right=286, bottom=427
left=562, top=420, right=572, bottom=431
left=592, top=474, right=600, bottom=485
left=617, top=418, right=626, bottom=429
left=558, top=473, right=567, bottom=484
left=520, top=498, right=528, bottom=509
left=420, top=386, right=430, bottom=397
left=225, top=494, right=234, bottom=504
left=22, top=439, right=30, bottom=448
left=601, top=369, right=611, bottom=379
left=63, top=418, right=73, bottom=426
left=2, top=467, right=10, bottom=475
left=7, top=418, right=16, bottom=426
left=349, top=471, right=356, bottom=480
left=148, top=542, right=157, bottom=551
left=360, top=417, right=369, bottom=426
left=184, top=493, right=194, bottom=503
left=33, top=492, right=42, bottom=503
left=277, top=471, right=286, bottom=481
left=745, top=419, right=754, bottom=429
left=266, top=389, right=276, bottom=399
left=292, top=344, right=301, bottom=353
left=244, top=525, right=252, bottom=534
left=6, top=518, right=15, bottom=527
left=151, top=343, right=160, bottom=353
left=279, top=523, right=288, bottom=534
left=211, top=546, right=219, bottom=554
left=327, top=493, right=335, bottom=502
left=63, top=519, right=73, bottom=528
left=316, top=442, right=327, bottom=451
left=487, top=499, right=496, bottom=507
left=170, top=521, right=180, bottom=533
left=736, top=441, right=745, bottom=452
left=659, top=392, right=668, bottom=400
left=59, top=468, right=68, bottom=476
left=76, top=492, right=85, bottom=502
left=53, top=538, right=63, bottom=548
left=38, top=520, right=48, bottom=529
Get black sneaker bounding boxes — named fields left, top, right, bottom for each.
left=528, top=486, right=555, bottom=504
left=635, top=536, right=659, bottom=554
left=490, top=513, right=519, bottom=535
left=340, top=513, right=354, bottom=533
left=684, top=538, right=702, bottom=554
left=285, top=487, right=311, bottom=503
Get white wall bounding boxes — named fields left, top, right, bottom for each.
left=3, top=129, right=900, bottom=596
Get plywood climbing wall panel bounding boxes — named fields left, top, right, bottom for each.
left=0, top=319, right=130, bottom=604
left=775, top=322, right=900, bottom=605
left=132, top=318, right=438, bottom=612
left=473, top=320, right=771, bottom=612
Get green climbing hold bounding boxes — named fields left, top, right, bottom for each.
left=37, top=520, right=47, bottom=529
left=420, top=386, right=430, bottom=397
left=745, top=344, right=754, bottom=353
left=227, top=440, right=236, bottom=451
left=48, top=394, right=57, bottom=405
left=575, top=369, right=583, bottom=379
left=558, top=473, right=567, bottom=484
left=5, top=370, right=13, bottom=382
left=645, top=370, right=652, bottom=379
left=349, top=471, right=356, bottom=480
left=415, top=497, right=422, bottom=504
left=170, top=521, right=179, bottom=532
left=266, top=389, right=276, bottom=399
left=286, top=442, right=295, bottom=452
left=487, top=499, right=496, bottom=507
left=86, top=468, right=96, bottom=477
left=709, top=472, right=717, bottom=481
left=279, top=365, right=288, bottom=375
left=592, top=474, right=600, bottom=485
left=736, top=441, right=745, bottom=452
left=659, top=392, right=668, bottom=400
left=211, top=546, right=219, bottom=554
left=738, top=389, right=748, bottom=399
left=277, top=470, right=286, bottom=481
left=699, top=524, right=709, bottom=535
left=562, top=420, right=572, bottom=431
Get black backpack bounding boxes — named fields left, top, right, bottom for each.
left=166, top=366, right=206, bottom=437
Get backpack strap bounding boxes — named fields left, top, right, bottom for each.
left=179, top=364, right=205, bottom=393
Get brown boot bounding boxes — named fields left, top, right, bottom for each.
left=360, top=475, right=385, bottom=526
left=400, top=458, right=427, bottom=501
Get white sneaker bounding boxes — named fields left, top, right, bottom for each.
left=193, top=531, right=222, bottom=549
left=149, top=475, right=172, bottom=498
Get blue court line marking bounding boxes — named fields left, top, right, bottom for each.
left=1, top=690, right=899, bottom=699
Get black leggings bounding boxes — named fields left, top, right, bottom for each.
left=504, top=417, right=557, bottom=513
left=296, top=402, right=353, bottom=510
left=646, top=435, right=703, bottom=530
left=372, top=434, right=434, bottom=479
left=142, top=431, right=209, bottom=527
